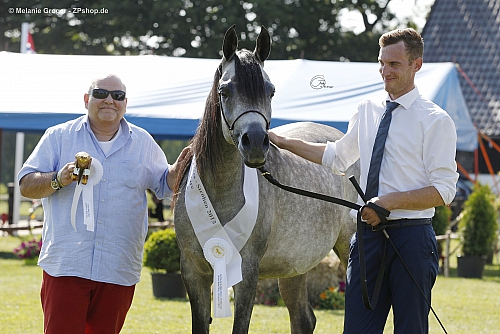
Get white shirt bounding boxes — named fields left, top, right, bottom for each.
left=322, top=87, right=458, bottom=219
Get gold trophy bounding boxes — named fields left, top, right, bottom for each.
left=72, top=152, right=92, bottom=185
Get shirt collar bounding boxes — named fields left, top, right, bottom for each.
left=75, top=115, right=132, bottom=138
left=386, top=86, right=420, bottom=110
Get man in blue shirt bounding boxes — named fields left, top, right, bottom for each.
left=18, top=74, right=189, bottom=334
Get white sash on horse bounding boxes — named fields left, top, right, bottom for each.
left=185, top=157, right=259, bottom=318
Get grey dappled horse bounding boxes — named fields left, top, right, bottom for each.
left=173, top=25, right=359, bottom=334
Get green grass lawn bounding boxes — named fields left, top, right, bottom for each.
left=1, top=235, right=499, bottom=333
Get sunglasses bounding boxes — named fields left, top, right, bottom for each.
left=91, top=89, right=126, bottom=101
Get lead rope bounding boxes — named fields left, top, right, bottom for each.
left=258, top=167, right=448, bottom=334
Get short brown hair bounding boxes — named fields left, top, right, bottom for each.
left=379, top=28, right=424, bottom=62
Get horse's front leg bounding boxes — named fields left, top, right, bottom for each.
left=180, top=255, right=213, bottom=334
left=231, top=258, right=260, bottom=334
left=279, top=274, right=316, bottom=334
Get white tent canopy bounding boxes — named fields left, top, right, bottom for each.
left=0, top=52, right=476, bottom=151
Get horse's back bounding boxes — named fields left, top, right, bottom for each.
left=271, top=121, right=344, bottom=143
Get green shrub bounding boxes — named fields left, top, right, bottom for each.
left=433, top=205, right=452, bottom=260
left=432, top=205, right=452, bottom=236
left=460, top=183, right=498, bottom=257
left=143, top=228, right=181, bottom=273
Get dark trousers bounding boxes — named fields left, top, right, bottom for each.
left=343, top=223, right=439, bottom=334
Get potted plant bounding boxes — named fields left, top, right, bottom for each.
left=143, top=228, right=186, bottom=298
left=457, top=183, right=498, bottom=278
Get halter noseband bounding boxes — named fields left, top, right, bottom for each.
left=218, top=93, right=270, bottom=134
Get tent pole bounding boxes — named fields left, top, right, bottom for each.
left=12, top=133, right=24, bottom=226
left=477, top=133, right=499, bottom=193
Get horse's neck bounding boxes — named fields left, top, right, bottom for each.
left=201, top=142, right=246, bottom=225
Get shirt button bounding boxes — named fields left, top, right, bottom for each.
left=101, top=199, right=105, bottom=202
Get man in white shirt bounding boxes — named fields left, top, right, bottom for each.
left=270, top=28, right=458, bottom=333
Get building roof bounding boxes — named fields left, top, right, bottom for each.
left=422, top=0, right=500, bottom=138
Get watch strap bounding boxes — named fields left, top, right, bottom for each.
left=56, top=169, right=65, bottom=188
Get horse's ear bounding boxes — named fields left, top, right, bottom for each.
left=254, top=26, right=271, bottom=62
left=222, top=24, right=238, bottom=61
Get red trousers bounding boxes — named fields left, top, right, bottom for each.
left=41, top=271, right=135, bottom=334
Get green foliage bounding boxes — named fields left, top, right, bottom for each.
left=317, top=283, right=346, bottom=310
left=0, top=0, right=415, bottom=61
left=460, top=183, right=498, bottom=257
left=158, top=139, right=190, bottom=163
left=143, top=228, right=180, bottom=273
left=432, top=205, right=452, bottom=236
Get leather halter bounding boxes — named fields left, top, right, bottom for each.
left=217, top=64, right=271, bottom=137
left=220, top=103, right=270, bottom=133
left=218, top=93, right=270, bottom=148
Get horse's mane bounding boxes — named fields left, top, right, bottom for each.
left=172, top=49, right=266, bottom=206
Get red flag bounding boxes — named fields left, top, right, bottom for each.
left=26, top=32, right=36, bottom=53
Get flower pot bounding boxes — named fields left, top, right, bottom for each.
left=457, top=255, right=487, bottom=279
left=151, top=272, right=186, bottom=299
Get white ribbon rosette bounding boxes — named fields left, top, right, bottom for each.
left=203, top=238, right=234, bottom=318
left=70, top=158, right=103, bottom=232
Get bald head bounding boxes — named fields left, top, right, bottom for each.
left=88, top=74, right=126, bottom=94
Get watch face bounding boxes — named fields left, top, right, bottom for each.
left=51, top=173, right=60, bottom=190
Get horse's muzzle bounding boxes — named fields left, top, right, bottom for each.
left=238, top=125, right=270, bottom=168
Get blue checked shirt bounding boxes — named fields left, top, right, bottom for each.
left=18, top=115, right=172, bottom=286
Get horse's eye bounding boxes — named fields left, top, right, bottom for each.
left=270, top=89, right=275, bottom=99
left=218, top=87, right=228, bottom=98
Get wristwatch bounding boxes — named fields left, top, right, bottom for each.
left=50, top=172, right=62, bottom=190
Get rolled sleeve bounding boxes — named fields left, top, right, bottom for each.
left=321, top=112, right=360, bottom=175
left=425, top=114, right=459, bottom=205
left=321, top=141, right=345, bottom=175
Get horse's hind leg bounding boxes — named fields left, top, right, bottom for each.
left=278, top=274, right=316, bottom=334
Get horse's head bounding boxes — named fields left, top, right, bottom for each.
left=218, top=25, right=274, bottom=168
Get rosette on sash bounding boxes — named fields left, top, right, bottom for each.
left=203, top=238, right=233, bottom=318
left=70, top=158, right=103, bottom=232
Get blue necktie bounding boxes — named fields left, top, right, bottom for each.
left=365, top=101, right=399, bottom=199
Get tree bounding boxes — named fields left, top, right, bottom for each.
left=1, top=0, right=418, bottom=61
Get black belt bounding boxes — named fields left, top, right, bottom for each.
left=372, top=218, right=432, bottom=231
